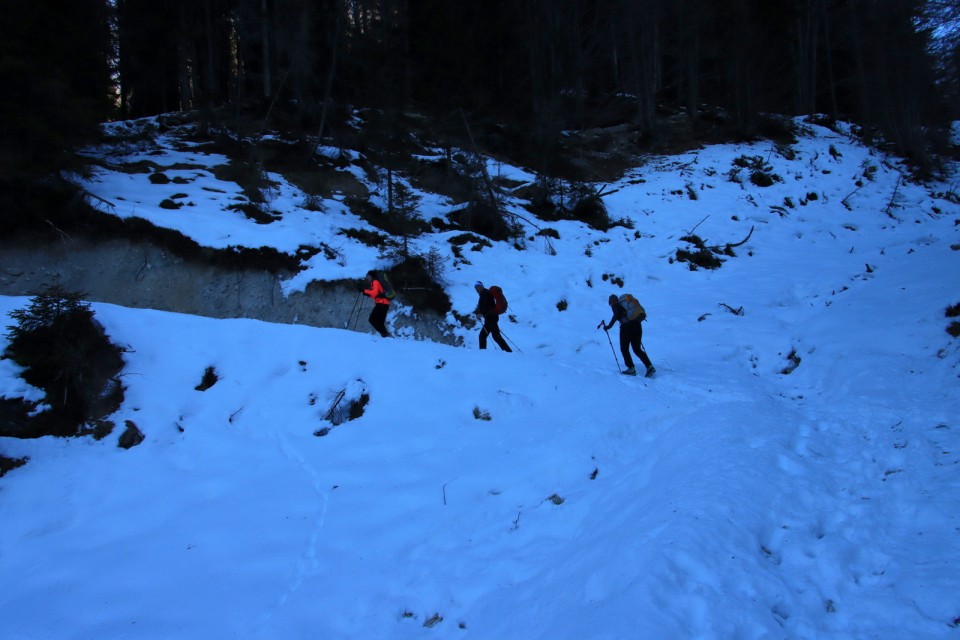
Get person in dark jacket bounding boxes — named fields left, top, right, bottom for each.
left=362, top=270, right=391, bottom=337
left=474, top=281, right=511, bottom=351
left=600, top=294, right=655, bottom=377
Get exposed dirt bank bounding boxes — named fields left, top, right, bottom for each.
left=0, top=237, right=457, bottom=344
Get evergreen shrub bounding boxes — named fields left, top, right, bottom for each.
left=3, top=287, right=124, bottom=437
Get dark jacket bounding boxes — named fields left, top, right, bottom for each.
left=604, top=302, right=634, bottom=330
left=476, top=288, right=496, bottom=316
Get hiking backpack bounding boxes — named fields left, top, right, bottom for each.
left=378, top=271, right=396, bottom=300
left=618, top=293, right=646, bottom=321
left=489, top=285, right=508, bottom=315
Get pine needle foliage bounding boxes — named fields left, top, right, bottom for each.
left=4, top=287, right=124, bottom=437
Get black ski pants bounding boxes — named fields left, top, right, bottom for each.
left=620, top=320, right=652, bottom=370
left=479, top=314, right=511, bottom=351
left=368, top=303, right=390, bottom=337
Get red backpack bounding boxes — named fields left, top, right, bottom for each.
left=489, top=285, right=508, bottom=315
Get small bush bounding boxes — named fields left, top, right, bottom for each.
left=118, top=420, right=145, bottom=449
left=302, top=194, right=325, bottom=212
left=149, top=172, right=171, bottom=184
left=3, top=287, right=124, bottom=437
left=780, top=350, right=802, bottom=374
left=450, top=201, right=516, bottom=241
left=339, top=227, right=392, bottom=248
left=195, top=366, right=218, bottom=391
left=387, top=251, right=452, bottom=315
left=947, top=321, right=960, bottom=338
left=448, top=233, right=492, bottom=262
left=211, top=160, right=273, bottom=203
left=730, top=155, right=781, bottom=188
left=449, top=233, right=492, bottom=250
left=572, top=194, right=610, bottom=230
left=226, top=202, right=279, bottom=224
left=159, top=198, right=182, bottom=210
left=946, top=300, right=960, bottom=338
left=750, top=170, right=779, bottom=187
left=757, top=115, right=799, bottom=145
left=601, top=273, right=624, bottom=287
left=676, top=247, right=724, bottom=269
left=675, top=235, right=724, bottom=270
left=473, top=406, right=492, bottom=421
left=523, top=176, right=562, bottom=218
left=347, top=393, right=370, bottom=420
left=0, top=454, right=28, bottom=477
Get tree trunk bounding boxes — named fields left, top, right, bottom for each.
left=260, top=0, right=271, bottom=98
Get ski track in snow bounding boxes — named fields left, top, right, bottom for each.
left=256, top=428, right=332, bottom=627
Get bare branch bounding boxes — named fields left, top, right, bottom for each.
left=707, top=225, right=754, bottom=251
left=688, top=214, right=709, bottom=236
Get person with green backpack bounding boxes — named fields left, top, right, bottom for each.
left=361, top=270, right=393, bottom=337
left=598, top=293, right=655, bottom=377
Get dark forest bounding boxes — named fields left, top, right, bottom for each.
left=2, top=0, right=959, bottom=191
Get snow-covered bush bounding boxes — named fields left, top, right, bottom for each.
left=3, top=287, right=124, bottom=437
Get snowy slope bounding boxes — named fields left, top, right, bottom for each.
left=1, top=118, right=959, bottom=639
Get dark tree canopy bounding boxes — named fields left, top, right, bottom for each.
left=0, top=0, right=956, bottom=184
left=0, top=0, right=113, bottom=178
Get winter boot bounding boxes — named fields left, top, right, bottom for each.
left=645, top=366, right=656, bottom=378
left=622, top=367, right=637, bottom=376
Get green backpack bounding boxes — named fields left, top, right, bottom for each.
left=378, top=271, right=396, bottom=300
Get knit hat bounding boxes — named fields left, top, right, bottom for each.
left=475, top=281, right=484, bottom=288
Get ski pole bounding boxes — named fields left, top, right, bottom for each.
left=600, top=322, right=622, bottom=373
left=346, top=291, right=362, bottom=329
left=500, top=330, right=521, bottom=353
left=351, top=293, right=365, bottom=331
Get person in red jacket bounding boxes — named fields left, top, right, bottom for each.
left=362, top=270, right=391, bottom=337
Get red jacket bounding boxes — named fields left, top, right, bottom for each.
left=363, top=279, right=390, bottom=305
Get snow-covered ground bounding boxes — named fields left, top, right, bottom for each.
left=1, top=118, right=959, bottom=638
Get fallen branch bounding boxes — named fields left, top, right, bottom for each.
left=678, top=156, right=698, bottom=176
left=43, top=218, right=73, bottom=242
left=840, top=184, right=864, bottom=211
left=769, top=205, right=790, bottom=217
left=80, top=188, right=118, bottom=212
left=884, top=173, right=903, bottom=219
left=321, top=389, right=346, bottom=423
left=707, top=225, right=754, bottom=251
